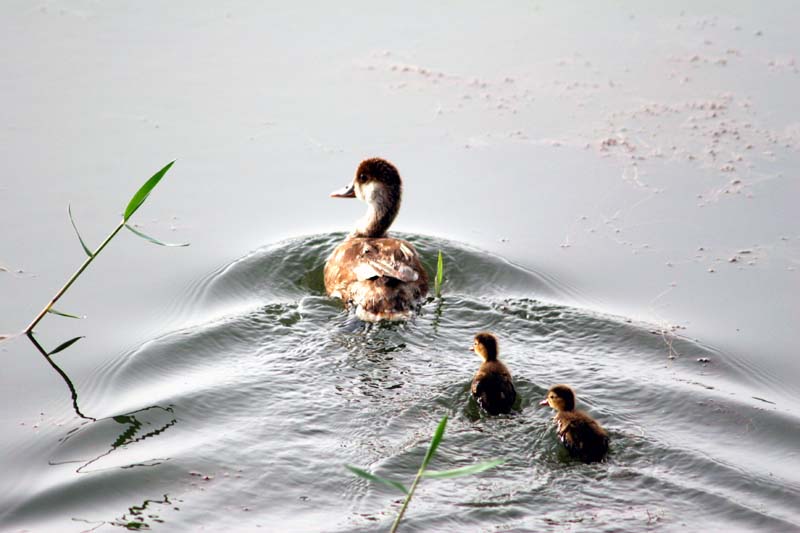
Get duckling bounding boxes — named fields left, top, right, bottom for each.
left=324, top=158, right=429, bottom=321
left=471, top=333, right=516, bottom=415
left=540, top=384, right=609, bottom=463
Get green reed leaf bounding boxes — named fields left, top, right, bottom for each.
left=345, top=465, right=409, bottom=494
left=47, top=308, right=84, bottom=320
left=125, top=224, right=189, bottom=247
left=422, top=459, right=504, bottom=479
left=434, top=250, right=444, bottom=297
left=48, top=336, right=84, bottom=356
left=421, top=416, right=447, bottom=469
left=68, top=203, right=93, bottom=257
left=123, top=161, right=175, bottom=221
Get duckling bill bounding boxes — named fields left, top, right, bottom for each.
left=324, top=158, right=429, bottom=322
left=541, top=384, right=608, bottom=463
left=471, top=333, right=516, bottom=415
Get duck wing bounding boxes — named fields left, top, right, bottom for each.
left=326, top=238, right=426, bottom=283
left=324, top=237, right=429, bottom=320
left=354, top=257, right=419, bottom=282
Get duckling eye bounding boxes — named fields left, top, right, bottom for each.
left=358, top=173, right=367, bottom=182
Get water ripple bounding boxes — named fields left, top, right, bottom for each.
left=6, top=234, right=799, bottom=532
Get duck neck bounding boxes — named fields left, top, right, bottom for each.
left=354, top=194, right=400, bottom=238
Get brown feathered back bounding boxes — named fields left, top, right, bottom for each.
left=324, top=237, right=429, bottom=321
left=472, top=360, right=516, bottom=415
left=554, top=410, right=609, bottom=463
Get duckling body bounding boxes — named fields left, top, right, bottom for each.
left=552, top=410, right=608, bottom=462
left=471, top=333, right=516, bottom=415
left=542, top=384, right=608, bottom=463
left=324, top=158, right=428, bottom=322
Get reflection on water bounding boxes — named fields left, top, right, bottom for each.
left=71, top=494, right=175, bottom=532
left=27, top=333, right=177, bottom=476
left=109, top=494, right=173, bottom=531
left=51, top=405, right=176, bottom=474
left=14, top=334, right=180, bottom=531
left=28, top=333, right=96, bottom=422
left=3, top=234, right=800, bottom=532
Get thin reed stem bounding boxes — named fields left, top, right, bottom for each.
left=390, top=465, right=425, bottom=533
left=23, top=220, right=125, bottom=334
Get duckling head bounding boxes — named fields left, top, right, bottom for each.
left=540, top=384, right=576, bottom=412
left=472, top=332, right=499, bottom=362
left=330, top=158, right=402, bottom=238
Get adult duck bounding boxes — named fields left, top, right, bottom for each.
left=324, top=158, right=428, bottom=321
left=540, top=384, right=609, bottom=462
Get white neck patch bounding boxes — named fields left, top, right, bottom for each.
left=357, top=181, right=379, bottom=204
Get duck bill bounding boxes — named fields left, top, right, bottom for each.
left=330, top=183, right=356, bottom=198
left=538, top=398, right=549, bottom=406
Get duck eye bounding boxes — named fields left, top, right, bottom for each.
left=358, top=173, right=367, bottom=182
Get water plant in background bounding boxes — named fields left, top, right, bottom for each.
left=23, top=161, right=187, bottom=336
left=434, top=250, right=444, bottom=298
left=345, top=415, right=503, bottom=533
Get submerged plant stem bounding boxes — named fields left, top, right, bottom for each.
left=23, top=220, right=125, bottom=335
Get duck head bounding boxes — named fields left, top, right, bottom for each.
left=540, top=384, right=576, bottom=412
left=472, top=332, right=499, bottom=362
left=330, top=158, right=402, bottom=238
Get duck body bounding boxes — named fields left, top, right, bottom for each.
left=552, top=410, right=609, bottom=463
left=324, top=236, right=428, bottom=322
left=472, top=360, right=516, bottom=415
left=470, top=333, right=516, bottom=415
left=542, top=384, right=608, bottom=463
left=324, top=158, right=429, bottom=322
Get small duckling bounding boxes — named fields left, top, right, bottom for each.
left=324, top=158, right=428, bottom=322
left=540, top=384, right=608, bottom=463
left=471, top=333, right=516, bottom=415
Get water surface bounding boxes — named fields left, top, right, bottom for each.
left=1, top=1, right=799, bottom=532
left=2, top=235, right=799, bottom=532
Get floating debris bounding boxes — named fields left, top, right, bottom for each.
left=752, top=396, right=776, bottom=405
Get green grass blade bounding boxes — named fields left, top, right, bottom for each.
left=68, top=204, right=93, bottom=257
left=47, top=308, right=84, bottom=320
left=421, top=416, right=447, bottom=469
left=434, top=251, right=444, bottom=297
left=125, top=224, right=190, bottom=247
left=48, top=336, right=84, bottom=356
left=345, top=465, right=408, bottom=494
left=422, top=459, right=505, bottom=479
left=123, top=161, right=175, bottom=221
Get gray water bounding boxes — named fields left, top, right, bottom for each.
left=1, top=1, right=799, bottom=532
